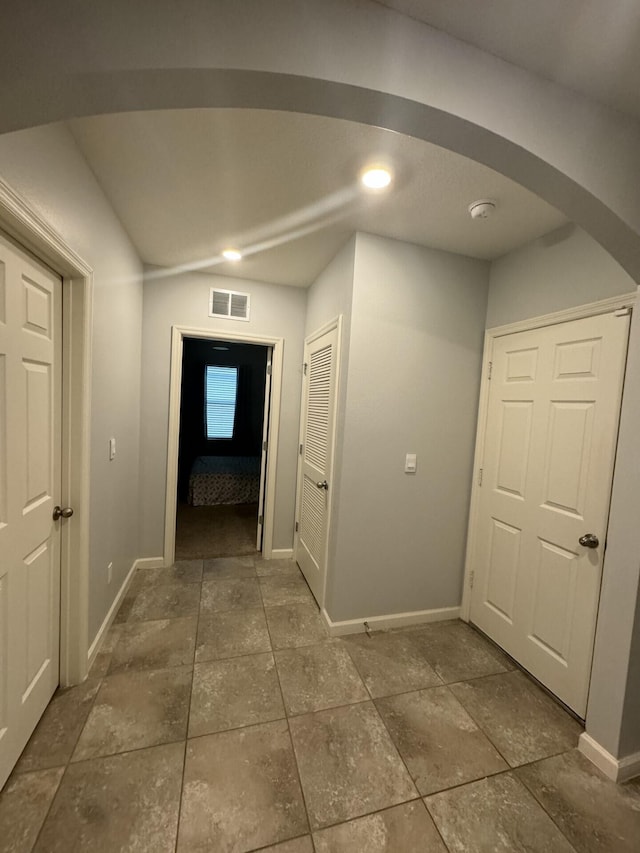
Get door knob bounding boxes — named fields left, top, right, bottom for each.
left=316, top=480, right=328, bottom=490
left=578, top=533, right=599, bottom=549
left=53, top=506, right=74, bottom=521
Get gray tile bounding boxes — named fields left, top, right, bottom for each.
left=265, top=602, right=328, bottom=649
left=109, top=617, right=196, bottom=673
left=113, top=592, right=137, bottom=624
left=289, top=701, right=417, bottom=829
left=177, top=720, right=308, bottom=852
left=255, top=558, right=302, bottom=577
left=450, top=670, right=581, bottom=766
left=0, top=767, right=64, bottom=853
left=128, top=581, right=200, bottom=622
left=376, top=687, right=508, bottom=795
left=89, top=624, right=123, bottom=678
left=260, top=575, right=314, bottom=607
left=426, top=772, right=575, bottom=853
left=313, top=801, right=447, bottom=853
left=131, top=560, right=203, bottom=591
left=170, top=559, right=204, bottom=582
left=189, top=652, right=285, bottom=736
left=72, top=666, right=191, bottom=761
left=35, top=742, right=183, bottom=853
left=275, top=642, right=369, bottom=715
left=408, top=620, right=513, bottom=683
left=260, top=838, right=314, bottom=853
left=516, top=749, right=640, bottom=853
left=343, top=631, right=442, bottom=698
left=200, top=577, right=262, bottom=613
left=196, top=608, right=272, bottom=661
left=15, top=679, right=101, bottom=773
left=203, top=555, right=256, bottom=578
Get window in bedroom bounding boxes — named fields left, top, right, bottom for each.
left=205, top=365, right=238, bottom=439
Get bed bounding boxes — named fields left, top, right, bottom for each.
left=188, top=455, right=261, bottom=506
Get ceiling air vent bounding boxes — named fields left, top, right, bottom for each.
left=209, top=288, right=250, bottom=322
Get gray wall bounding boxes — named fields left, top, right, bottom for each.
left=139, top=269, right=306, bottom=556
left=325, top=233, right=489, bottom=622
left=486, top=224, right=636, bottom=327
left=0, top=123, right=144, bottom=642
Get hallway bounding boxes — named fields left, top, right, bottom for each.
left=1, top=557, right=639, bottom=852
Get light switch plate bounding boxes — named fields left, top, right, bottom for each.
left=405, top=453, right=417, bottom=473
left=109, top=437, right=116, bottom=461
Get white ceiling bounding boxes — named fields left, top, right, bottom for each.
left=376, top=0, right=640, bottom=120
left=69, top=109, right=567, bottom=288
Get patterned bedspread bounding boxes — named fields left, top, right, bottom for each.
left=188, top=455, right=261, bottom=506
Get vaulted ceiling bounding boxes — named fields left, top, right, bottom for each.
left=69, top=109, right=566, bottom=287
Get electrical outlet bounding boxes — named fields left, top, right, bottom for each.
left=107, top=561, right=113, bottom=584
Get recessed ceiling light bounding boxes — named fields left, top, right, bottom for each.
left=360, top=166, right=393, bottom=190
left=222, top=248, right=242, bottom=261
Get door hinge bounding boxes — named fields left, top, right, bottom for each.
left=299, top=443, right=303, bottom=455
left=303, top=362, right=308, bottom=376
left=262, top=440, right=268, bottom=451
left=258, top=514, right=263, bottom=525
left=295, top=521, right=299, bottom=532
left=478, top=468, right=483, bottom=486
left=487, top=361, right=493, bottom=380
left=469, top=569, right=475, bottom=589
left=266, top=363, right=272, bottom=375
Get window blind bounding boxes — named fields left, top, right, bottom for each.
left=205, top=365, right=238, bottom=439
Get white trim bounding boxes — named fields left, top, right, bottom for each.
left=164, top=325, right=284, bottom=566
left=322, top=605, right=461, bottom=637
left=579, top=732, right=640, bottom=783
left=461, top=291, right=637, bottom=623
left=293, top=315, right=343, bottom=610
left=0, top=176, right=93, bottom=687
left=134, top=556, right=165, bottom=570
left=487, top=292, right=637, bottom=338
left=87, top=559, right=137, bottom=669
left=270, top=548, right=294, bottom=560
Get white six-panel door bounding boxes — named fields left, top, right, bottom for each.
left=295, top=324, right=339, bottom=606
left=0, top=232, right=62, bottom=788
left=470, top=311, right=629, bottom=717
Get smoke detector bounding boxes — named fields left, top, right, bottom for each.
left=468, top=199, right=496, bottom=220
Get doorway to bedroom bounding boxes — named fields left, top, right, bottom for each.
left=174, top=337, right=272, bottom=560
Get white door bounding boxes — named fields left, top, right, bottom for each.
left=295, top=324, right=339, bottom=605
left=0, top=232, right=62, bottom=788
left=470, top=311, right=630, bottom=716
left=256, top=347, right=272, bottom=551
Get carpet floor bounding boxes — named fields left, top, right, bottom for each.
left=175, top=502, right=259, bottom=559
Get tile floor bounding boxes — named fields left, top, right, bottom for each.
left=2, top=557, right=640, bottom=852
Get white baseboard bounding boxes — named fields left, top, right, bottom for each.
left=87, top=559, right=138, bottom=668
left=322, top=605, right=461, bottom=637
left=269, top=548, right=294, bottom=560
left=579, top=732, right=640, bottom=783
left=135, top=556, right=165, bottom=570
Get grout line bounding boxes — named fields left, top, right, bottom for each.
left=28, top=660, right=110, bottom=850
left=173, top=574, right=203, bottom=853
left=268, top=615, right=315, bottom=838
left=513, top=760, right=581, bottom=853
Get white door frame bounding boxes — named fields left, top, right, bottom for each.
left=164, top=325, right=284, bottom=564
left=461, top=291, right=637, bottom=624
left=293, top=315, right=343, bottom=609
left=0, top=178, right=93, bottom=687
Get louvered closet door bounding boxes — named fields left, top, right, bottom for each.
left=296, top=326, right=339, bottom=605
